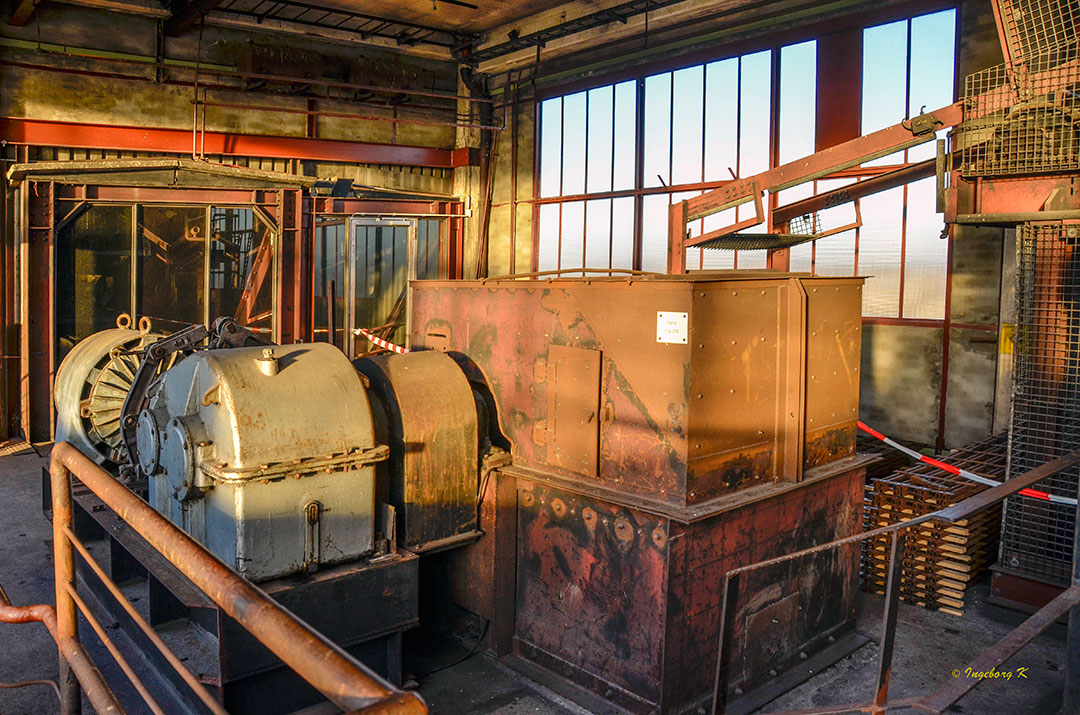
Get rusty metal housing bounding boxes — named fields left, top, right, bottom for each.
left=410, top=272, right=868, bottom=712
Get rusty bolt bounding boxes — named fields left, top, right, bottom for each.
left=582, top=507, right=596, bottom=526
left=521, top=491, right=535, bottom=507
left=551, top=498, right=566, bottom=518
left=614, top=517, right=633, bottom=543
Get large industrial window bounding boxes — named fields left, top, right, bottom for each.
left=535, top=7, right=957, bottom=319
left=55, top=204, right=276, bottom=361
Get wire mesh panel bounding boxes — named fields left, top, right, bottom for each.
left=995, top=0, right=1080, bottom=64
left=1001, top=223, right=1080, bottom=586
left=959, top=36, right=1080, bottom=177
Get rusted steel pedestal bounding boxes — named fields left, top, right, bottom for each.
left=510, top=457, right=869, bottom=714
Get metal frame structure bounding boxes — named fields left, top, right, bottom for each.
left=0, top=441, right=427, bottom=714
left=712, top=449, right=1080, bottom=714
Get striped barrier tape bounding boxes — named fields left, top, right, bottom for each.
left=354, top=328, right=410, bottom=355
left=857, top=420, right=1077, bottom=507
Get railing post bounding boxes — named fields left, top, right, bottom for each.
left=50, top=455, right=81, bottom=715
left=1065, top=475, right=1080, bottom=714
left=711, top=571, right=741, bottom=715
left=873, top=528, right=906, bottom=714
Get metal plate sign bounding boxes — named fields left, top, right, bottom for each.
left=656, top=311, right=688, bottom=344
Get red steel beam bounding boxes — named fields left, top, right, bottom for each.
left=0, top=118, right=461, bottom=169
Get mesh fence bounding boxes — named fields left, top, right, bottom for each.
left=1001, top=223, right=1080, bottom=585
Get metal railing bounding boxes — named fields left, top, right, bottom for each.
left=0, top=441, right=427, bottom=715
left=711, top=450, right=1080, bottom=715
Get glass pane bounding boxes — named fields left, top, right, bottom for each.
left=138, top=206, right=207, bottom=330
left=585, top=199, right=612, bottom=269
left=55, top=205, right=133, bottom=361
left=736, top=249, right=768, bottom=269
left=863, top=20, right=908, bottom=166
left=902, top=177, right=947, bottom=318
left=613, top=81, right=637, bottom=191
left=560, top=201, right=585, bottom=270
left=739, top=50, right=772, bottom=177
left=858, top=187, right=905, bottom=316
left=587, top=85, right=614, bottom=194
left=704, top=58, right=739, bottom=182
left=209, top=207, right=273, bottom=334
left=701, top=208, right=736, bottom=269
left=354, top=224, right=409, bottom=350
left=313, top=218, right=347, bottom=347
left=537, top=204, right=560, bottom=272
left=562, top=92, right=587, bottom=196
left=908, top=9, right=956, bottom=162
left=611, top=197, right=635, bottom=270
left=672, top=65, right=705, bottom=185
left=641, top=193, right=670, bottom=273
left=415, top=219, right=441, bottom=279
left=644, top=72, right=672, bottom=188
left=814, top=178, right=857, bottom=276
left=539, top=98, right=563, bottom=198
left=779, top=41, right=817, bottom=164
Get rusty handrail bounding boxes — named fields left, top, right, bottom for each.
left=711, top=450, right=1080, bottom=715
left=0, top=582, right=122, bottom=713
left=48, top=441, right=427, bottom=714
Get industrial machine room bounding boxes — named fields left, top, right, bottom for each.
left=1, top=0, right=1079, bottom=714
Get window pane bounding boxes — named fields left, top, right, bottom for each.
left=313, top=218, right=347, bottom=345
left=611, top=197, right=635, bottom=269
left=537, top=204, right=560, bottom=272
left=908, top=9, right=956, bottom=162
left=813, top=178, right=857, bottom=276
left=209, top=207, right=273, bottom=333
left=737, top=250, right=768, bottom=269
left=672, top=65, right=705, bottom=185
left=903, top=177, right=947, bottom=318
left=704, top=58, right=739, bottom=182
left=641, top=193, right=670, bottom=272
left=644, top=72, right=672, bottom=188
left=55, top=205, right=133, bottom=362
left=539, top=98, right=563, bottom=198
left=613, top=81, right=637, bottom=191
left=701, top=208, right=736, bottom=269
left=779, top=41, right=816, bottom=164
left=562, top=92, right=587, bottom=196
left=585, top=199, right=612, bottom=269
left=863, top=20, right=908, bottom=166
left=138, top=206, right=207, bottom=329
left=560, top=201, right=585, bottom=270
left=739, top=50, right=772, bottom=177
left=416, top=219, right=441, bottom=280
left=587, top=86, right=614, bottom=194
left=858, top=187, right=904, bottom=316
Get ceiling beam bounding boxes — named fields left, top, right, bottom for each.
left=165, top=0, right=226, bottom=36
left=8, top=0, right=41, bottom=26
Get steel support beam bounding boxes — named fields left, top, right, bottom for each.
left=165, top=0, right=225, bottom=36
left=7, top=0, right=39, bottom=26
left=1, top=118, right=460, bottom=169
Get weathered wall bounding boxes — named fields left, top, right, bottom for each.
left=0, top=4, right=460, bottom=193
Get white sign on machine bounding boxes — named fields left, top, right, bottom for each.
left=656, top=311, right=688, bottom=344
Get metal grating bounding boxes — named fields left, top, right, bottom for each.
left=698, top=210, right=844, bottom=251
left=1001, top=223, right=1080, bottom=586
left=959, top=36, right=1080, bottom=177
left=996, top=0, right=1080, bottom=65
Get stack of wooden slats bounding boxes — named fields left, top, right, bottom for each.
left=860, top=433, right=1008, bottom=616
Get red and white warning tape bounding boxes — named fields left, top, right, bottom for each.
left=354, top=328, right=410, bottom=354
left=857, top=420, right=1077, bottom=507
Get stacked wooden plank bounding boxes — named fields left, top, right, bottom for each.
left=860, top=433, right=1008, bottom=616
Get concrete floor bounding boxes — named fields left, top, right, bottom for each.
left=0, top=445, right=1070, bottom=715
